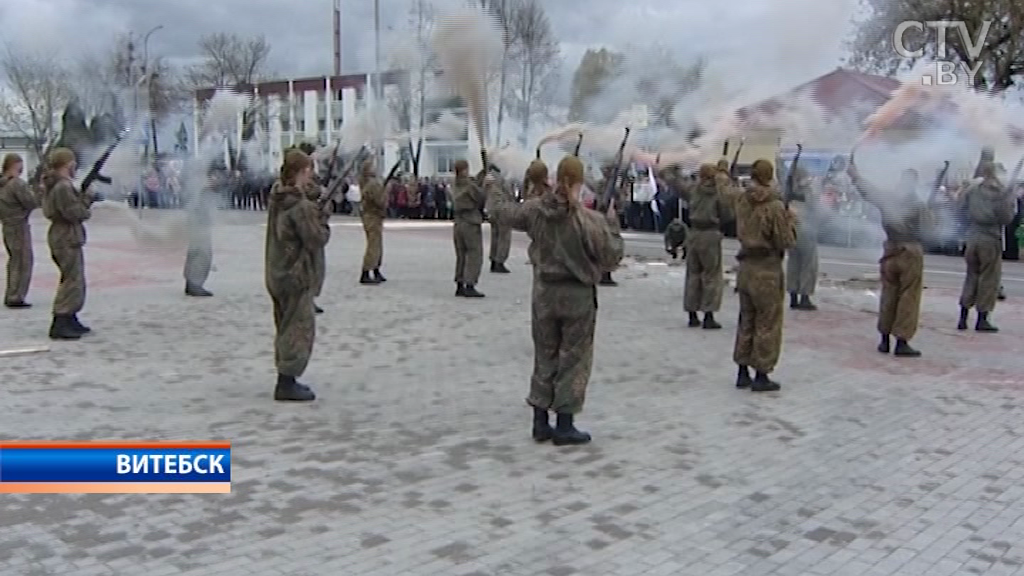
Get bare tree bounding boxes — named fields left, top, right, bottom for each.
left=185, top=32, right=272, bottom=88
left=77, top=34, right=186, bottom=122
left=0, top=46, right=71, bottom=169
left=846, top=0, right=1024, bottom=92
left=506, top=0, right=559, bottom=146
left=391, top=0, right=439, bottom=174
left=568, top=48, right=624, bottom=122
left=468, top=0, right=523, bottom=146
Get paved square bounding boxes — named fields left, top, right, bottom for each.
left=3, top=209, right=1024, bottom=575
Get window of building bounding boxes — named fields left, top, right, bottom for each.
left=297, top=120, right=305, bottom=132
left=434, top=146, right=464, bottom=175
left=318, top=119, right=326, bottom=131
left=281, top=119, right=290, bottom=131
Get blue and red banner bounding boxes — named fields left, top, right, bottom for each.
left=0, top=441, right=231, bottom=493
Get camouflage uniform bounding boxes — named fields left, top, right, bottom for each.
left=265, top=181, right=329, bottom=379
left=786, top=170, right=820, bottom=308
left=684, top=164, right=733, bottom=327
left=733, top=160, right=797, bottom=391
left=302, top=181, right=331, bottom=297
left=496, top=155, right=623, bottom=444
left=485, top=175, right=513, bottom=272
left=183, top=184, right=215, bottom=296
left=451, top=167, right=486, bottom=294
left=42, top=176, right=91, bottom=321
left=0, top=175, right=37, bottom=306
left=958, top=162, right=1015, bottom=330
left=359, top=162, right=387, bottom=282
left=850, top=166, right=931, bottom=355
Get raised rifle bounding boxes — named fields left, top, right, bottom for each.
left=783, top=143, right=803, bottom=208
left=602, top=127, right=631, bottom=209
left=729, top=137, right=745, bottom=180
left=80, top=127, right=131, bottom=194
left=318, top=145, right=368, bottom=208
left=927, top=161, right=950, bottom=204
left=573, top=132, right=583, bottom=156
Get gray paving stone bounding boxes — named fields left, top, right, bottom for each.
left=3, top=212, right=1024, bottom=575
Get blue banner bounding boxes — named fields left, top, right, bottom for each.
left=0, top=448, right=231, bottom=482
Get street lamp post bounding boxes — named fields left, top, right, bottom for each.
left=374, top=0, right=384, bottom=176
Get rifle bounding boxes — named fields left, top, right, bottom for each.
left=927, top=161, right=950, bottom=204
left=382, top=158, right=403, bottom=188
left=573, top=132, right=583, bottom=156
left=602, top=127, right=630, bottom=209
left=729, top=137, right=745, bottom=180
left=80, top=127, right=131, bottom=195
left=318, top=145, right=368, bottom=208
left=784, top=143, right=803, bottom=208
left=319, top=141, right=341, bottom=187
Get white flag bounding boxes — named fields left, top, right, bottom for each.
left=648, top=166, right=659, bottom=215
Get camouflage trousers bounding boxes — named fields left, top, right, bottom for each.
left=786, top=229, right=818, bottom=295
left=2, top=221, right=32, bottom=304
left=733, top=258, right=785, bottom=374
left=878, top=243, right=923, bottom=340
left=489, top=221, right=511, bottom=265
left=527, top=282, right=597, bottom=414
left=183, top=233, right=212, bottom=288
left=271, top=287, right=316, bottom=377
left=684, top=229, right=723, bottom=312
left=50, top=244, right=86, bottom=316
left=960, top=236, right=1002, bottom=313
left=313, top=246, right=326, bottom=297
left=361, top=216, right=383, bottom=271
left=453, top=221, right=483, bottom=285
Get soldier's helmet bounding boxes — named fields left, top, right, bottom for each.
left=751, top=159, right=774, bottom=185
left=454, top=159, right=469, bottom=174
left=698, top=163, right=717, bottom=181
left=48, top=147, right=76, bottom=169
left=526, top=159, right=548, bottom=183
left=716, top=158, right=729, bottom=172
left=556, top=155, right=584, bottom=185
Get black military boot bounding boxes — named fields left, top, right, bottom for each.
left=360, top=271, right=380, bottom=285
left=273, top=374, right=316, bottom=401
left=894, top=339, right=921, bottom=357
left=976, top=312, right=998, bottom=332
left=70, top=315, right=91, bottom=334
left=998, top=286, right=1006, bottom=301
left=687, top=312, right=701, bottom=327
left=490, top=260, right=499, bottom=273
left=877, top=334, right=890, bottom=354
left=552, top=413, right=591, bottom=445
left=462, top=284, right=485, bottom=298
left=313, top=303, right=324, bottom=314
left=957, top=307, right=969, bottom=330
left=4, top=300, right=31, bottom=308
left=736, top=365, right=752, bottom=388
left=789, top=292, right=799, bottom=309
left=702, top=312, right=721, bottom=329
left=797, top=295, right=817, bottom=311
left=455, top=282, right=466, bottom=296
left=49, top=316, right=81, bottom=340
left=373, top=269, right=386, bottom=282
left=599, top=272, right=618, bottom=286
left=493, top=262, right=510, bottom=273
left=185, top=283, right=213, bottom=297
left=751, top=371, right=781, bottom=392
left=531, top=406, right=553, bottom=442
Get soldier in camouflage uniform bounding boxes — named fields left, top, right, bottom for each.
left=183, top=169, right=217, bottom=298
left=451, top=159, right=486, bottom=297
left=848, top=161, right=931, bottom=357
left=302, top=179, right=331, bottom=312
left=484, top=166, right=513, bottom=273
left=265, top=150, right=329, bottom=402
left=0, top=153, right=36, bottom=308
left=733, top=159, right=797, bottom=392
left=594, top=163, right=624, bottom=286
left=523, top=159, right=549, bottom=200
left=683, top=163, right=733, bottom=329
left=786, top=166, right=820, bottom=310
left=958, top=160, right=1014, bottom=331
left=359, top=160, right=387, bottom=285
left=41, top=148, right=94, bottom=340
left=495, top=154, right=624, bottom=445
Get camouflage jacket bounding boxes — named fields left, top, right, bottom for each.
left=452, top=176, right=485, bottom=225
left=498, top=190, right=624, bottom=283
left=264, top=181, right=330, bottom=296
left=0, top=175, right=38, bottom=224
left=359, top=176, right=387, bottom=220
left=42, top=177, right=91, bottom=247
left=484, top=179, right=512, bottom=218
left=302, top=181, right=332, bottom=241
left=735, top=182, right=796, bottom=261
left=962, top=177, right=1015, bottom=242
left=852, top=175, right=932, bottom=246
left=688, top=180, right=734, bottom=230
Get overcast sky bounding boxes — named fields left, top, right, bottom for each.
left=0, top=0, right=858, bottom=106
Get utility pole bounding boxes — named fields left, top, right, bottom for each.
left=374, top=0, right=384, bottom=176
left=333, top=0, right=342, bottom=76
